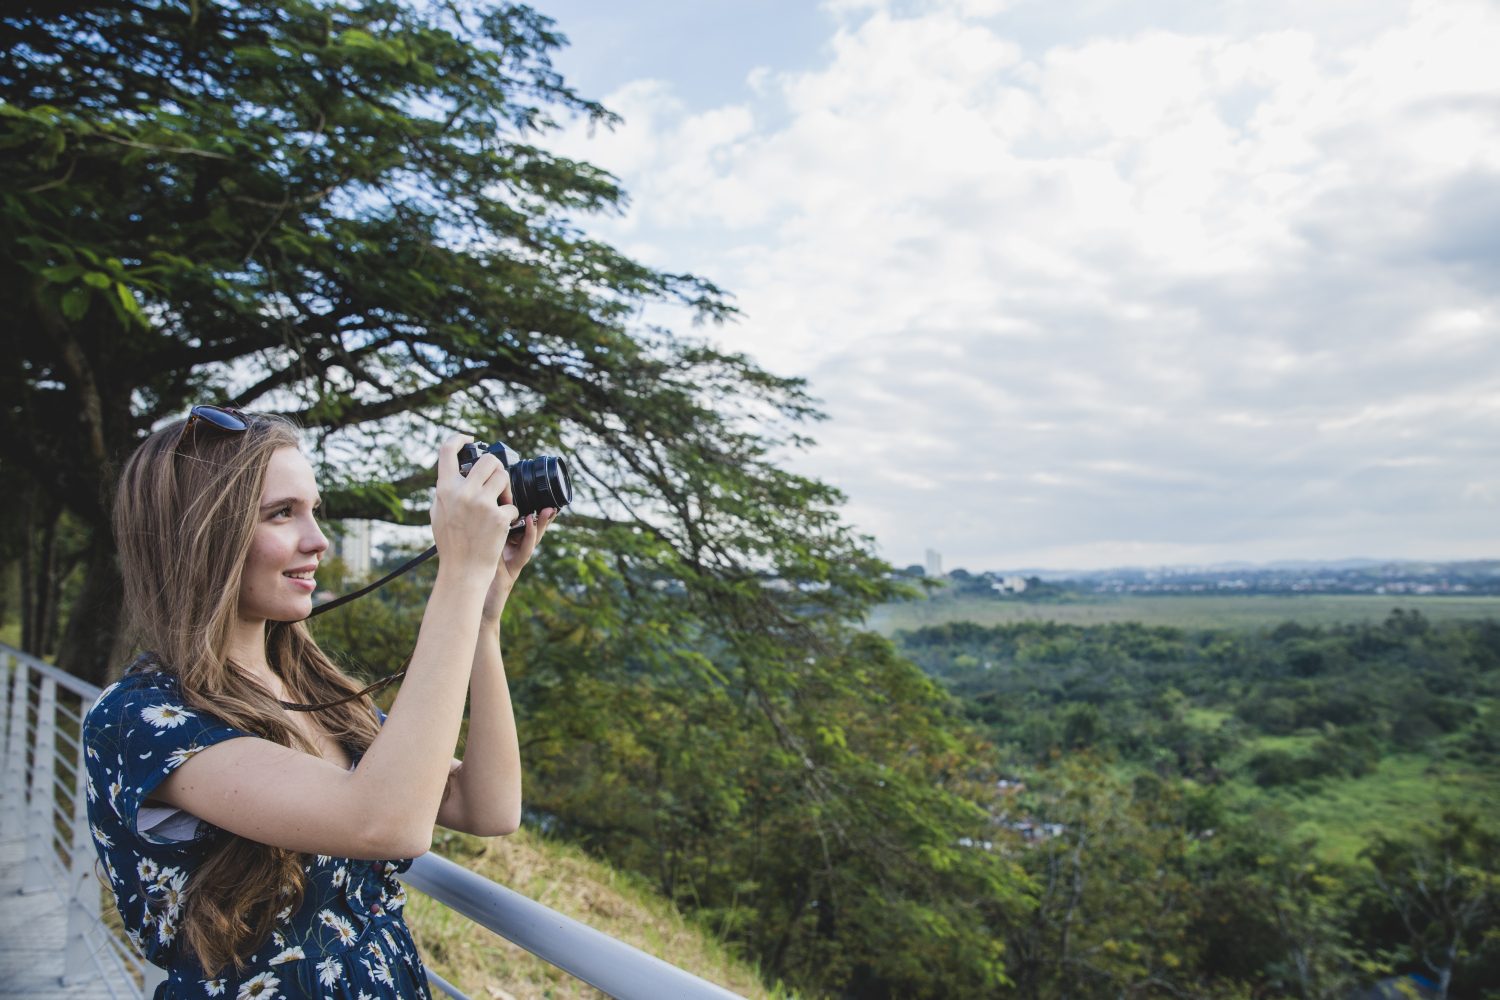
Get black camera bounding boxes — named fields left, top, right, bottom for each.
left=457, top=441, right=572, bottom=519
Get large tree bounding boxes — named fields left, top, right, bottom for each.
left=2, top=7, right=1044, bottom=994
left=0, top=0, right=885, bottom=684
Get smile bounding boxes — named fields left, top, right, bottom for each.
left=283, top=571, right=317, bottom=591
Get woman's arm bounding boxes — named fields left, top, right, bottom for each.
left=151, top=436, right=517, bottom=859
left=435, top=622, right=521, bottom=835
left=437, top=507, right=554, bottom=836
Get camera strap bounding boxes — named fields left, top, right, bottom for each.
left=306, top=545, right=438, bottom=619
left=279, top=545, right=438, bottom=712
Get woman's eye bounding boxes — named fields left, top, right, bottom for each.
left=274, top=506, right=293, bottom=519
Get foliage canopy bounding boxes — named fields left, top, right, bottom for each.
left=1, top=0, right=887, bottom=680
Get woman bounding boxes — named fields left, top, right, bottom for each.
left=83, top=405, right=554, bottom=999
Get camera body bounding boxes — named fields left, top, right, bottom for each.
left=457, top=441, right=572, bottom=519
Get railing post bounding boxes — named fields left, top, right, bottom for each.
left=2, top=653, right=27, bottom=841
left=63, top=718, right=100, bottom=986
left=22, top=674, right=58, bottom=894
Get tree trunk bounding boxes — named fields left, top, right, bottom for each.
left=55, top=526, right=128, bottom=687
left=19, top=508, right=34, bottom=654
left=20, top=489, right=59, bottom=658
left=38, top=514, right=59, bottom=655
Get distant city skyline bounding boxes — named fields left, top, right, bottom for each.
left=541, top=0, right=1500, bottom=570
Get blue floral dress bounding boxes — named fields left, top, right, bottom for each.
left=83, top=661, right=433, bottom=1000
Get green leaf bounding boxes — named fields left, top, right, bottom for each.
left=113, top=282, right=146, bottom=323
left=81, top=271, right=111, bottom=289
left=40, top=264, right=83, bottom=284
left=60, top=286, right=90, bottom=320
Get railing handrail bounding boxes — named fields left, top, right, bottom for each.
left=13, top=647, right=106, bottom=701
left=403, top=852, right=743, bottom=1000
left=1, top=643, right=746, bottom=1000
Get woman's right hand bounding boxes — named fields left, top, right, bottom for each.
left=431, top=435, right=519, bottom=580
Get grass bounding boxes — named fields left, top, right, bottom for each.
left=1182, top=707, right=1231, bottom=731
left=408, top=827, right=784, bottom=1000
left=1241, top=732, right=1321, bottom=754
left=1216, top=750, right=1500, bottom=863
left=866, top=593, right=1500, bottom=634
left=0, top=621, right=22, bottom=650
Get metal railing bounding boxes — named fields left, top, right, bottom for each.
left=2, top=644, right=744, bottom=1000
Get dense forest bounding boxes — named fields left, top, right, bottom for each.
left=894, top=612, right=1500, bottom=999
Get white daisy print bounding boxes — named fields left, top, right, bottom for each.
left=161, top=881, right=184, bottom=915
left=86, top=774, right=98, bottom=803
left=204, top=979, right=226, bottom=996
left=108, top=779, right=122, bottom=816
left=317, top=909, right=357, bottom=944
left=268, top=945, right=305, bottom=965
left=141, top=703, right=194, bottom=729
left=91, top=823, right=113, bottom=848
left=156, top=912, right=176, bottom=945
left=315, top=854, right=332, bottom=866
left=316, top=955, right=341, bottom=986
left=137, top=858, right=160, bottom=882
left=274, top=904, right=292, bottom=922
left=166, top=745, right=206, bottom=769
left=368, top=948, right=395, bottom=988
left=331, top=865, right=347, bottom=888
left=235, top=971, right=281, bottom=999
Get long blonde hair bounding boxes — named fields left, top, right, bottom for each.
left=113, top=412, right=382, bottom=974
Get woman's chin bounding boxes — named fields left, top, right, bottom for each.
left=252, top=597, right=315, bottom=623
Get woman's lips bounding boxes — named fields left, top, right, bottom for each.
left=284, top=575, right=317, bottom=592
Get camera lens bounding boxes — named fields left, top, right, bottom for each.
left=509, top=456, right=572, bottom=517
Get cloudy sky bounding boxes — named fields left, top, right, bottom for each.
left=539, top=0, right=1500, bottom=571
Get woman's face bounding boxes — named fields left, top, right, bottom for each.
left=238, top=446, right=329, bottom=624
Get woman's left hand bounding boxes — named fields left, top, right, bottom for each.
left=481, top=496, right=558, bottom=624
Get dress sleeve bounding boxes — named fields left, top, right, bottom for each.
left=84, top=674, right=249, bottom=846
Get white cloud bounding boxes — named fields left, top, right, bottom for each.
left=551, top=0, right=1500, bottom=568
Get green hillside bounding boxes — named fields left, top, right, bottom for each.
left=412, top=828, right=782, bottom=999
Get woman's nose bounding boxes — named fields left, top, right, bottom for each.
left=305, top=521, right=330, bottom=555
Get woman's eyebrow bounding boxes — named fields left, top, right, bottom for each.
left=259, top=495, right=323, bottom=511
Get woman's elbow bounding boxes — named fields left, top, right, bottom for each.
left=470, top=811, right=521, bottom=838
left=354, top=811, right=435, bottom=859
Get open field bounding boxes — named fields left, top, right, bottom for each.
left=866, top=593, right=1500, bottom=634
left=1217, top=751, right=1500, bottom=864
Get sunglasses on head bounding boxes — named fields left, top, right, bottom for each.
left=175, top=404, right=251, bottom=450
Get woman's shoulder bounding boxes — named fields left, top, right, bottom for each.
left=85, top=653, right=188, bottom=725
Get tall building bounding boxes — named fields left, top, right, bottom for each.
left=334, top=519, right=372, bottom=581
left=925, top=548, right=943, bottom=577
